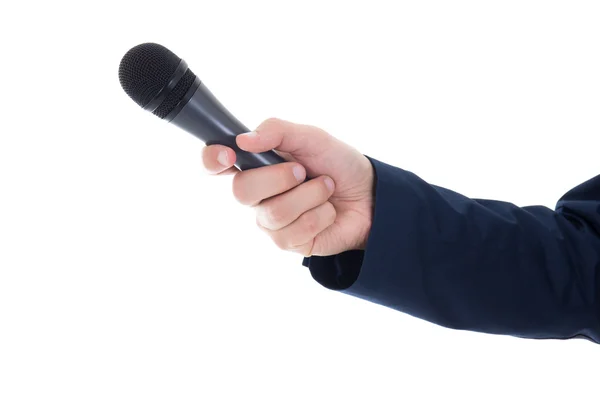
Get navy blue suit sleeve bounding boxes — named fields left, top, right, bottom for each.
left=303, top=157, right=600, bottom=343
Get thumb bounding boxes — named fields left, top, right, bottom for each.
left=236, top=118, right=330, bottom=156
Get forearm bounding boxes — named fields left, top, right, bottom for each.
left=305, top=158, right=600, bottom=342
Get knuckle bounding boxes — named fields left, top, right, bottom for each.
left=300, top=241, right=315, bottom=257
left=256, top=202, right=286, bottom=229
left=301, top=210, right=320, bottom=234
left=257, top=117, right=285, bottom=134
left=266, top=204, right=286, bottom=226
left=261, top=117, right=283, bottom=128
left=271, top=233, right=290, bottom=251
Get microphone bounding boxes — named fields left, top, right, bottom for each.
left=118, top=43, right=286, bottom=171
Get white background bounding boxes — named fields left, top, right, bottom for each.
left=1, top=1, right=599, bottom=399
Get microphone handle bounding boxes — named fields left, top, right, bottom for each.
left=168, top=81, right=286, bottom=171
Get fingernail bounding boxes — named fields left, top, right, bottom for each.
left=324, top=177, right=335, bottom=192
left=240, top=131, right=258, bottom=138
left=293, top=165, right=305, bottom=182
left=217, top=150, right=229, bottom=166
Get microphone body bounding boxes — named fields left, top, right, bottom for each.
left=167, top=78, right=286, bottom=171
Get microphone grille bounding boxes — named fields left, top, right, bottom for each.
left=152, top=68, right=197, bottom=119
left=118, top=43, right=182, bottom=108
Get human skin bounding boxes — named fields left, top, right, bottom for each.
left=200, top=118, right=375, bottom=257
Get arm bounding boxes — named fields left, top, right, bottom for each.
left=304, top=157, right=600, bottom=343
left=199, top=118, right=599, bottom=343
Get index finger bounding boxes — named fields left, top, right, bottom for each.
left=201, top=145, right=237, bottom=175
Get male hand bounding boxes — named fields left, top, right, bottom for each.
left=201, top=118, right=374, bottom=257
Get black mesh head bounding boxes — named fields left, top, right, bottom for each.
left=152, top=68, right=196, bottom=119
left=119, top=43, right=197, bottom=118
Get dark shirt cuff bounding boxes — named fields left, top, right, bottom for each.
left=302, top=250, right=363, bottom=290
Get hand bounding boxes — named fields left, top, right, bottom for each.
left=201, top=118, right=374, bottom=257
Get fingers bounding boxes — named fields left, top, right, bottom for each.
left=236, top=117, right=330, bottom=155
left=203, top=119, right=339, bottom=257
left=232, top=162, right=306, bottom=206
left=201, top=145, right=237, bottom=175
left=254, top=176, right=336, bottom=256
left=255, top=176, right=335, bottom=230
left=263, top=201, right=337, bottom=256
